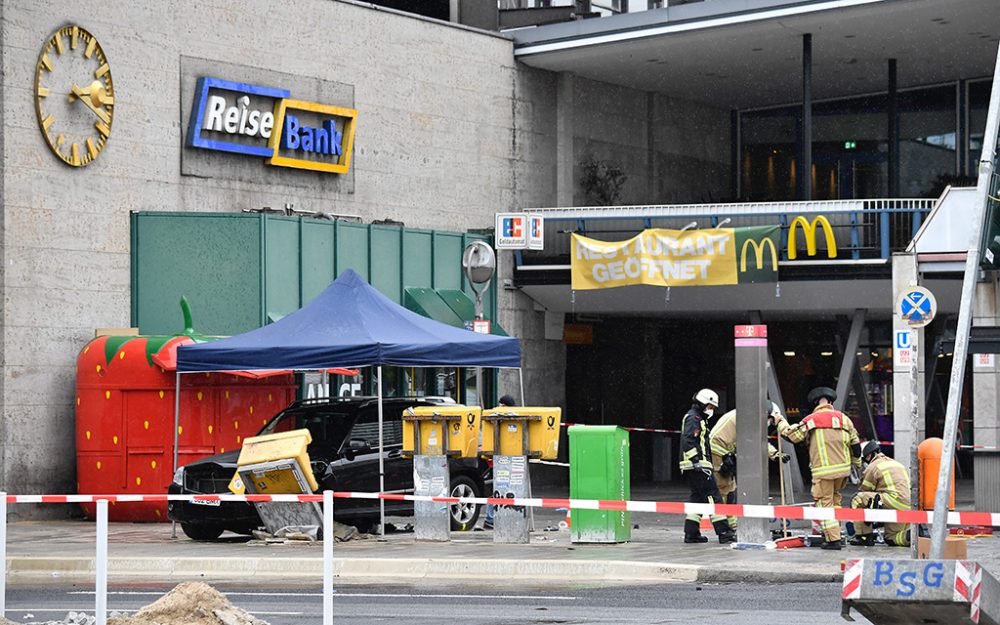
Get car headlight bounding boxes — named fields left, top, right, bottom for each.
left=172, top=468, right=185, bottom=486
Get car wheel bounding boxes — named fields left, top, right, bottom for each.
left=180, top=523, right=225, bottom=541
left=449, top=475, right=481, bottom=531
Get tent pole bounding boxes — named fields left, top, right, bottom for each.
left=377, top=365, right=386, bottom=540
left=518, top=368, right=525, bottom=405
left=172, top=371, right=181, bottom=540
left=476, top=367, right=484, bottom=407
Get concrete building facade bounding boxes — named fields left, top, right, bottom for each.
left=0, top=0, right=730, bottom=507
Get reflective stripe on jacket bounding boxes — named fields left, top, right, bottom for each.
left=778, top=405, right=860, bottom=479
left=679, top=406, right=712, bottom=472
left=860, top=453, right=911, bottom=509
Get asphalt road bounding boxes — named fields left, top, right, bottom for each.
left=6, top=580, right=871, bottom=625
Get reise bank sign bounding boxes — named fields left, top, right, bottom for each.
left=186, top=76, right=357, bottom=174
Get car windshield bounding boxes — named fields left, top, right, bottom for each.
left=258, top=406, right=356, bottom=451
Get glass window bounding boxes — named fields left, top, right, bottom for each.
left=898, top=86, right=957, bottom=197
left=260, top=407, right=355, bottom=451
left=741, top=84, right=958, bottom=200
left=410, top=367, right=459, bottom=399
left=349, top=409, right=403, bottom=448
left=969, top=80, right=993, bottom=173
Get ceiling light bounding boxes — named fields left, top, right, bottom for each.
left=821, top=351, right=833, bottom=357
left=783, top=351, right=796, bottom=357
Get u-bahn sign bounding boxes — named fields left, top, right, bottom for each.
left=570, top=226, right=779, bottom=289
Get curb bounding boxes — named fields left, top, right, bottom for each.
left=6, top=557, right=701, bottom=584
left=696, top=565, right=841, bottom=583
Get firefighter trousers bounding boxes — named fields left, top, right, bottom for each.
left=684, top=469, right=730, bottom=537
left=811, top=476, right=848, bottom=542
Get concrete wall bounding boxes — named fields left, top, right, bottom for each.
left=497, top=64, right=563, bottom=412
left=496, top=69, right=732, bottom=419
left=650, top=94, right=732, bottom=204
left=0, top=0, right=527, bottom=513
left=573, top=77, right=731, bottom=205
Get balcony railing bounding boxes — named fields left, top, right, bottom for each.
left=517, top=198, right=936, bottom=264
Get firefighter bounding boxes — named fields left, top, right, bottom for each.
left=709, top=401, right=791, bottom=530
left=679, top=388, right=737, bottom=544
left=849, top=441, right=912, bottom=547
left=775, top=386, right=861, bottom=550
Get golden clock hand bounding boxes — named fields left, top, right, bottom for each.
left=83, top=80, right=114, bottom=107
left=70, top=83, right=110, bottom=125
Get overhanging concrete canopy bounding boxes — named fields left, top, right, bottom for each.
left=511, top=0, right=1000, bottom=110
left=519, top=278, right=963, bottom=318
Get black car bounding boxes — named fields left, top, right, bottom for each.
left=167, top=396, right=490, bottom=540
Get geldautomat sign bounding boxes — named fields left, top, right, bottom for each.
left=186, top=76, right=357, bottom=174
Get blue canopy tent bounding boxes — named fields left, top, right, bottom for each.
left=173, top=269, right=521, bottom=534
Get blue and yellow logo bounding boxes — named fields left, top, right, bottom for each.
left=187, top=77, right=357, bottom=174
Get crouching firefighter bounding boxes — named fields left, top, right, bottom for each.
left=849, top=441, right=912, bottom=546
left=709, top=401, right=791, bottom=530
left=680, top=389, right=737, bottom=544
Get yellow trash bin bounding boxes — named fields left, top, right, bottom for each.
left=481, top=407, right=562, bottom=459
left=402, top=406, right=480, bottom=457
left=228, top=428, right=318, bottom=494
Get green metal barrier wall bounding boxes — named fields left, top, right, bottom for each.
left=130, top=212, right=496, bottom=336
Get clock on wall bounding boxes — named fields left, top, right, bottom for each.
left=34, top=25, right=114, bottom=167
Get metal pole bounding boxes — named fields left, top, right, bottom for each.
left=888, top=59, right=899, bottom=198
left=929, top=42, right=1000, bottom=559
left=0, top=492, right=6, bottom=617
left=377, top=366, right=386, bottom=540
left=96, top=499, right=108, bottom=625
left=172, top=372, right=181, bottom=473
left=519, top=368, right=525, bottom=405
left=172, top=371, right=181, bottom=540
left=734, top=324, right=769, bottom=544
left=475, top=292, right=484, bottom=407
left=323, top=490, right=333, bottom=625
left=909, top=329, right=921, bottom=560
left=800, top=33, right=813, bottom=201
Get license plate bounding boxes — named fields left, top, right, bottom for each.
left=191, top=498, right=221, bottom=507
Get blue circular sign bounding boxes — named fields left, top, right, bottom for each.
left=896, top=286, right=936, bottom=328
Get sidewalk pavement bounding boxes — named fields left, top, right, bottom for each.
left=5, top=481, right=997, bottom=586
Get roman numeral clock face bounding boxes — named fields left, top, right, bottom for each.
left=34, top=25, right=114, bottom=167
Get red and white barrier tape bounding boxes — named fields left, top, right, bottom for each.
left=560, top=422, right=998, bottom=450
left=12, top=492, right=1000, bottom=527
left=562, top=421, right=681, bottom=435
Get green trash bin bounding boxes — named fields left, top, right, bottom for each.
left=568, top=425, right=630, bottom=543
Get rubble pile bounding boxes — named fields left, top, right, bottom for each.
left=4, top=582, right=268, bottom=625
left=109, top=582, right=269, bottom=625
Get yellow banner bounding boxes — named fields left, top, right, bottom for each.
left=571, top=229, right=740, bottom=290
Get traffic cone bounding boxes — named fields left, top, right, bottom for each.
left=700, top=516, right=712, bottom=531
left=564, top=508, right=572, bottom=529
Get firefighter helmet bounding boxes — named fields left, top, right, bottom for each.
left=693, top=388, right=719, bottom=408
